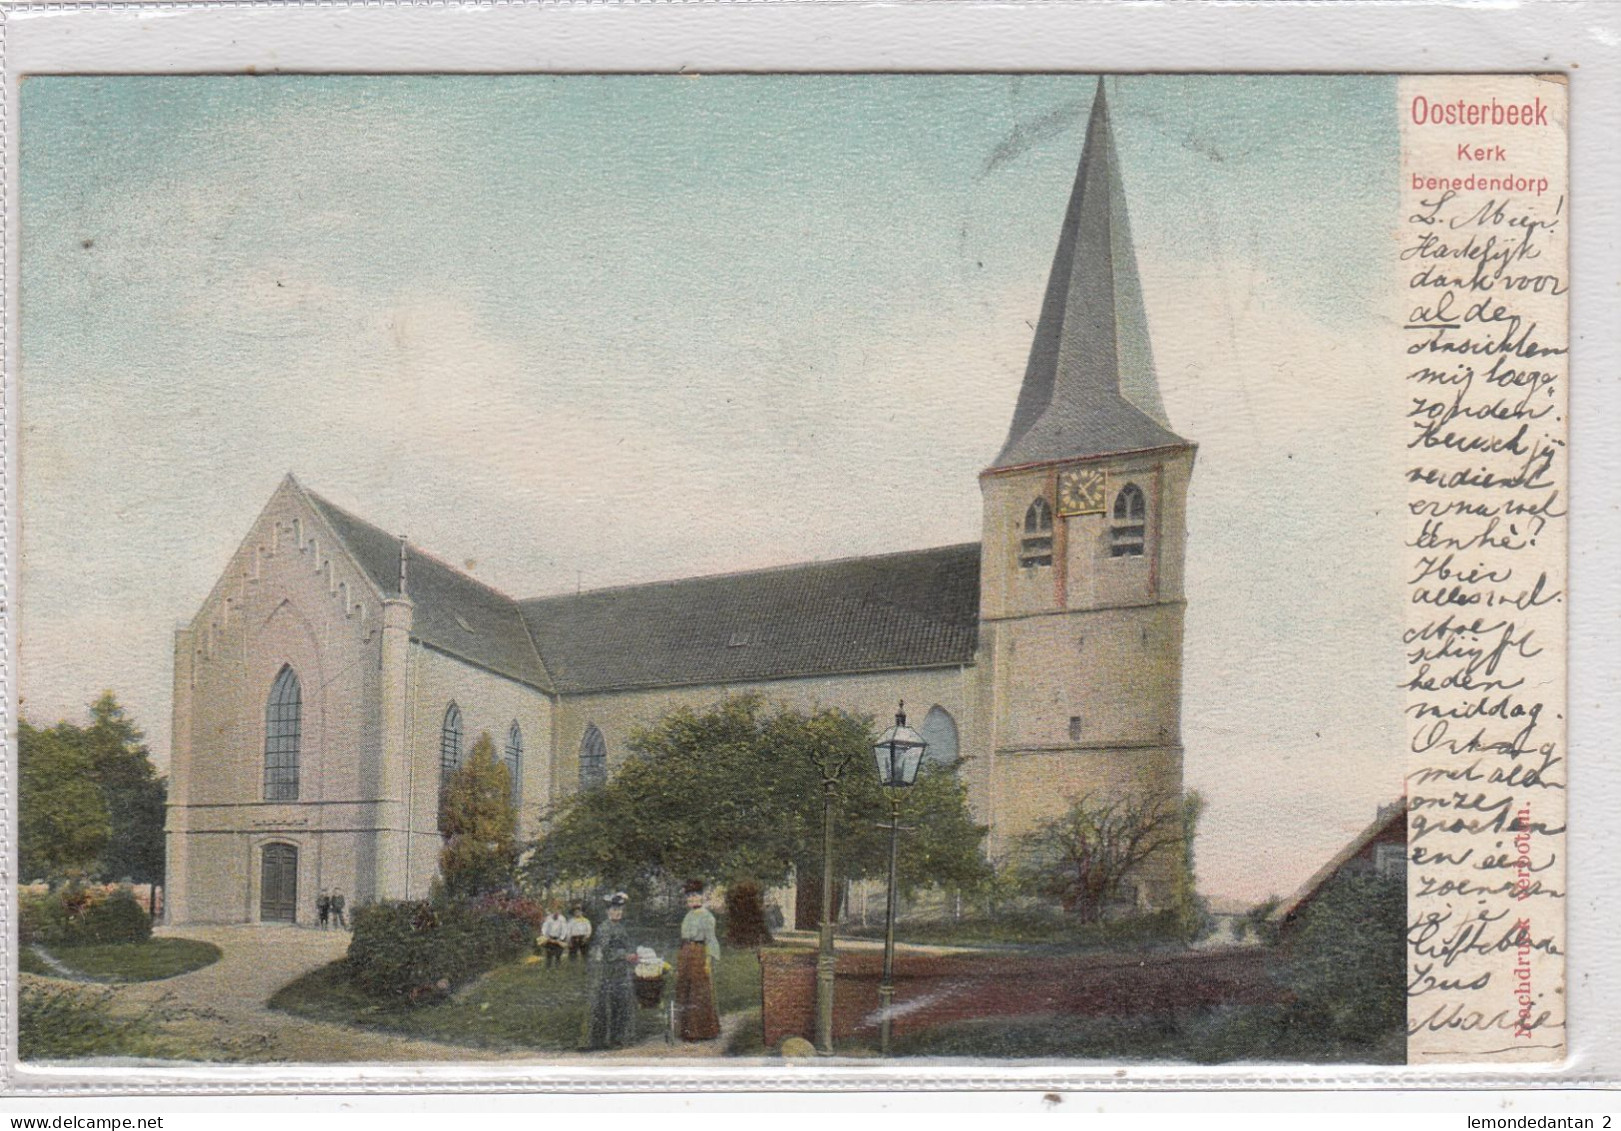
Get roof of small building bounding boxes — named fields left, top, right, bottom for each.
left=1272, top=800, right=1407, bottom=925
left=301, top=483, right=980, bottom=696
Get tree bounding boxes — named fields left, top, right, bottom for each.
left=524, top=695, right=989, bottom=901
left=1016, top=788, right=1195, bottom=923
left=81, top=693, right=167, bottom=885
left=438, top=732, right=519, bottom=901
left=18, top=720, right=111, bottom=883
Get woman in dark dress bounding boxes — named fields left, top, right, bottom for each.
left=585, top=892, right=639, bottom=1050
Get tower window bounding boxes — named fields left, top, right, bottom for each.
left=1069, top=716, right=1083, bottom=741
left=263, top=666, right=301, bottom=801
left=1020, top=497, right=1054, bottom=568
left=1110, top=484, right=1147, bottom=557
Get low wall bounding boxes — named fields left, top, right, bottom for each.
left=759, top=944, right=1282, bottom=1049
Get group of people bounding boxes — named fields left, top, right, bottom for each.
left=575, top=880, right=722, bottom=1051
left=536, top=904, right=595, bottom=968
left=316, top=889, right=347, bottom=929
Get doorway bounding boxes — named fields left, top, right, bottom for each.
left=260, top=843, right=298, bottom=923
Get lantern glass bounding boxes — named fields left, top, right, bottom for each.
left=872, top=722, right=928, bottom=788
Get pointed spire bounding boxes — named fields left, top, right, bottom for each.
left=995, top=79, right=1184, bottom=469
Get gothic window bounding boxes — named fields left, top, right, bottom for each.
left=263, top=666, right=301, bottom=801
left=1019, top=497, right=1054, bottom=568
left=580, top=724, right=608, bottom=791
left=440, top=703, right=464, bottom=783
left=1110, top=484, right=1147, bottom=557
left=919, top=706, right=960, bottom=769
left=504, top=722, right=523, bottom=808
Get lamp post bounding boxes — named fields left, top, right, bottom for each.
left=871, top=701, right=928, bottom=1057
left=807, top=736, right=857, bottom=1056
left=815, top=772, right=839, bottom=1055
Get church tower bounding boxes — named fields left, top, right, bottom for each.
left=978, top=82, right=1194, bottom=906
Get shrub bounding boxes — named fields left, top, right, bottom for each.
left=1278, top=871, right=1405, bottom=1045
left=19, top=890, right=71, bottom=946
left=346, top=899, right=531, bottom=1002
left=723, top=881, right=773, bottom=948
left=474, top=891, right=547, bottom=932
left=75, top=889, right=153, bottom=945
left=20, top=886, right=151, bottom=947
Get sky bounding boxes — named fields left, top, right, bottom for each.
left=18, top=74, right=1402, bottom=903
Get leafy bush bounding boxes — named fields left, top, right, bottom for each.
left=20, top=886, right=151, bottom=947
left=19, top=890, right=71, bottom=946
left=473, top=891, right=547, bottom=931
left=76, top=889, right=153, bottom=945
left=724, top=881, right=773, bottom=948
left=1278, top=870, right=1405, bottom=1045
left=346, top=899, right=531, bottom=1002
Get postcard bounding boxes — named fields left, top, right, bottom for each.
left=6, top=45, right=1580, bottom=1087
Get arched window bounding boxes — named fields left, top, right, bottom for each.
left=440, top=703, right=464, bottom=783
left=580, top=724, right=608, bottom=791
left=263, top=666, right=302, bottom=801
left=1019, top=497, right=1054, bottom=568
left=919, top=705, right=960, bottom=769
left=1110, top=484, right=1147, bottom=557
left=504, top=721, right=523, bottom=808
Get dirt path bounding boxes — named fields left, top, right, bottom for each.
left=28, top=924, right=753, bottom=1066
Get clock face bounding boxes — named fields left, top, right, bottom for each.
left=1057, top=468, right=1106, bottom=516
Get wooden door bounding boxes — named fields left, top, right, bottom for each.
left=260, top=843, right=298, bottom=923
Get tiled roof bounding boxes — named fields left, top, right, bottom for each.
left=1272, top=801, right=1407, bottom=924
left=518, top=544, right=982, bottom=694
left=302, top=487, right=554, bottom=692
left=299, top=482, right=980, bottom=697
left=996, top=80, right=1188, bottom=468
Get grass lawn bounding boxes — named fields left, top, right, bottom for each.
left=270, top=948, right=763, bottom=1052
left=18, top=946, right=54, bottom=976
left=39, top=938, right=222, bottom=983
left=889, top=1005, right=1405, bottom=1064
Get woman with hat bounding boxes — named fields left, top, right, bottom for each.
left=584, top=892, right=640, bottom=1049
left=675, top=879, right=721, bottom=1041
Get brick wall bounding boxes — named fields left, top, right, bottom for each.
left=759, top=944, right=1283, bottom=1049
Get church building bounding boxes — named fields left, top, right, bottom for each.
left=163, top=85, right=1195, bottom=925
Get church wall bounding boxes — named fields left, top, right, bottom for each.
left=989, top=603, right=1184, bottom=752
left=549, top=664, right=983, bottom=827
left=166, top=484, right=388, bottom=923
left=402, top=643, right=553, bottom=900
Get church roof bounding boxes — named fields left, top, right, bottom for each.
left=519, top=543, right=982, bottom=695
left=995, top=80, right=1187, bottom=469
left=299, top=483, right=980, bottom=696
left=302, top=488, right=555, bottom=691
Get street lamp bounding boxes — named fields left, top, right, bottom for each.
left=806, top=730, right=858, bottom=1056
left=871, top=700, right=928, bottom=1056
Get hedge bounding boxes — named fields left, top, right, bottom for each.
left=345, top=899, right=531, bottom=1002
left=21, top=887, right=152, bottom=947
